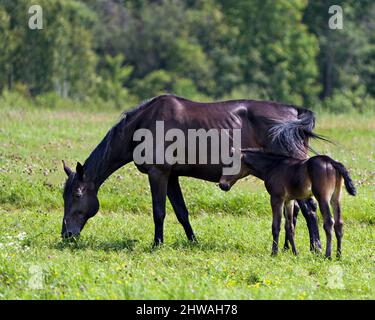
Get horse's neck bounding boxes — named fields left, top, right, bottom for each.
left=248, top=168, right=266, bottom=181
left=83, top=119, right=134, bottom=189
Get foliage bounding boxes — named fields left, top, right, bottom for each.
left=97, top=54, right=134, bottom=108
left=0, top=0, right=374, bottom=111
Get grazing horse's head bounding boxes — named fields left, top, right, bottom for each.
left=61, top=161, right=99, bottom=239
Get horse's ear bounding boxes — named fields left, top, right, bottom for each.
left=76, top=162, right=85, bottom=180
left=62, top=160, right=72, bottom=177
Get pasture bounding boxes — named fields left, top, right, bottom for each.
left=0, top=105, right=374, bottom=299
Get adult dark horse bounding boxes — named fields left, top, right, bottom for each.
left=62, top=94, right=322, bottom=249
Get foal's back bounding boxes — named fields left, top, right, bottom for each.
left=306, top=156, right=339, bottom=200
left=265, top=155, right=340, bottom=201
left=263, top=157, right=311, bottom=200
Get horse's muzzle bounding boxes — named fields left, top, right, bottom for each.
left=219, top=183, right=231, bottom=192
left=61, top=231, right=80, bottom=239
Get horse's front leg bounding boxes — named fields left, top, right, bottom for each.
left=148, top=167, right=170, bottom=246
left=167, top=174, right=196, bottom=242
left=270, top=196, right=284, bottom=256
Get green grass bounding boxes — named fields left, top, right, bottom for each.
left=0, top=106, right=374, bottom=299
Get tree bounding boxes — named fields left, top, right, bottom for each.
left=1, top=0, right=97, bottom=98
left=0, top=6, right=14, bottom=92
left=220, top=0, right=320, bottom=106
left=98, top=54, right=133, bottom=108
left=304, top=0, right=375, bottom=105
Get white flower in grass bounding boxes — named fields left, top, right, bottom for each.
left=17, top=232, right=27, bottom=241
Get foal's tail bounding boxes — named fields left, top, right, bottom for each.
left=329, top=158, right=357, bottom=196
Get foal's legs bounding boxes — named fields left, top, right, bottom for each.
left=283, top=202, right=299, bottom=250
left=284, top=200, right=298, bottom=255
left=331, top=180, right=343, bottom=258
left=270, top=196, right=284, bottom=256
left=316, top=196, right=334, bottom=259
left=297, top=198, right=322, bottom=252
left=167, top=174, right=197, bottom=242
left=148, top=167, right=170, bottom=246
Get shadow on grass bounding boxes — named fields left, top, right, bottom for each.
left=52, top=236, right=254, bottom=254
left=51, top=236, right=327, bottom=259
left=167, top=238, right=254, bottom=254
left=53, top=237, right=138, bottom=252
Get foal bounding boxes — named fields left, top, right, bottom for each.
left=219, top=149, right=356, bottom=258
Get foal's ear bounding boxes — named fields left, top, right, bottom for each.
left=231, top=147, right=244, bottom=160
left=62, top=160, right=72, bottom=177
left=76, top=162, right=85, bottom=180
left=240, top=151, right=249, bottom=162
left=230, top=147, right=235, bottom=157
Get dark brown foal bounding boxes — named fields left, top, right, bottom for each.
left=219, top=149, right=356, bottom=258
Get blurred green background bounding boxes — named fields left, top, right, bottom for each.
left=0, top=0, right=374, bottom=112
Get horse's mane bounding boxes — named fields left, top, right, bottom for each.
left=83, top=95, right=170, bottom=178
left=119, top=95, right=173, bottom=123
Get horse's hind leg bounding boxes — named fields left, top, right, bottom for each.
left=283, top=208, right=289, bottom=250
left=283, top=202, right=299, bottom=251
left=167, top=174, right=196, bottom=242
left=284, top=200, right=298, bottom=255
left=148, top=167, right=170, bottom=246
left=297, top=198, right=322, bottom=252
left=270, top=196, right=284, bottom=256
left=331, top=178, right=344, bottom=258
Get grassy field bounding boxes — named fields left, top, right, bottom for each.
left=0, top=105, right=374, bottom=299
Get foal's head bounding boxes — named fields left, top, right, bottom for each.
left=219, top=148, right=252, bottom=191
left=61, top=161, right=99, bottom=239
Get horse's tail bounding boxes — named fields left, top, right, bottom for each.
left=328, top=158, right=357, bottom=196
left=267, top=108, right=329, bottom=159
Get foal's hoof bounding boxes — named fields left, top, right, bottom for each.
left=310, top=245, right=322, bottom=256
left=271, top=251, right=278, bottom=257
left=310, top=240, right=322, bottom=252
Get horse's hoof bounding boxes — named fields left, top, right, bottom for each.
left=189, top=237, right=198, bottom=244
left=152, top=240, right=164, bottom=248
